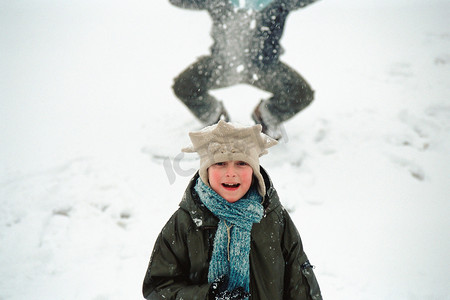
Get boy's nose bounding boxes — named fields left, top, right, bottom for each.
left=225, top=165, right=236, bottom=177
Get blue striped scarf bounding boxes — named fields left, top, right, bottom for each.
left=194, top=178, right=264, bottom=293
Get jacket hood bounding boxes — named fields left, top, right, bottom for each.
left=179, top=166, right=281, bottom=228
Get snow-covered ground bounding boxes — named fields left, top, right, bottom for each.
left=1, top=0, right=449, bottom=299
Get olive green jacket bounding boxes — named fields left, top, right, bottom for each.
left=142, top=169, right=322, bottom=299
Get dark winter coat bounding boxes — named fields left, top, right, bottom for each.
left=142, top=168, right=322, bottom=299
left=169, top=0, right=319, bottom=67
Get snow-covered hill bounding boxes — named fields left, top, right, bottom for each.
left=1, top=0, right=449, bottom=299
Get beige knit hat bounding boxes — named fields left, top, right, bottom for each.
left=182, top=120, right=278, bottom=196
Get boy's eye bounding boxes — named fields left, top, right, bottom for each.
left=215, top=162, right=226, bottom=166
left=237, top=161, right=248, bottom=166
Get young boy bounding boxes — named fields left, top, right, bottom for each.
left=142, top=120, right=322, bottom=299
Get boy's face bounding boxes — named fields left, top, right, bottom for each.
left=208, top=160, right=253, bottom=203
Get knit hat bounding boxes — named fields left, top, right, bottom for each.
left=182, top=120, right=278, bottom=196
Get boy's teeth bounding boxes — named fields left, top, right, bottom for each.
left=223, top=183, right=239, bottom=187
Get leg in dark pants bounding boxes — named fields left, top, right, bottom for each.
left=250, top=61, right=314, bottom=124
left=172, top=56, right=231, bottom=125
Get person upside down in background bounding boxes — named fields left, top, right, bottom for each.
left=169, top=0, right=319, bottom=140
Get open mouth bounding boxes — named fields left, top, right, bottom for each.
left=222, top=183, right=240, bottom=188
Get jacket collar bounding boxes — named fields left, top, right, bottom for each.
left=179, top=167, right=281, bottom=228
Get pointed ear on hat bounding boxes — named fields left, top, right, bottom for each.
left=181, top=145, right=195, bottom=153
left=258, top=131, right=278, bottom=157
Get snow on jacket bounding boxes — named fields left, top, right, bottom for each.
left=142, top=168, right=322, bottom=299
left=168, top=0, right=319, bottom=67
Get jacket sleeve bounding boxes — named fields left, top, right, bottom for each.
left=282, top=210, right=323, bottom=300
left=283, top=0, right=320, bottom=11
left=142, top=211, right=211, bottom=300
left=168, top=0, right=208, bottom=9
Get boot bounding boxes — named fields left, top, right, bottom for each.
left=203, top=101, right=230, bottom=126
left=252, top=100, right=283, bottom=140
